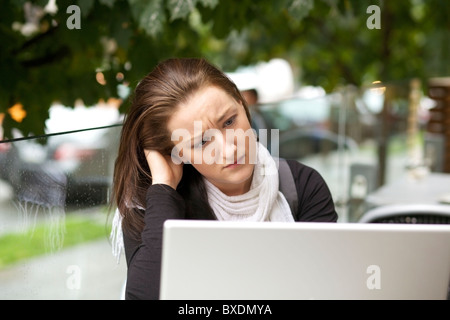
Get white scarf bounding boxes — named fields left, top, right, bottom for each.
left=110, top=201, right=144, bottom=264
left=110, top=208, right=124, bottom=264
left=204, top=143, right=294, bottom=222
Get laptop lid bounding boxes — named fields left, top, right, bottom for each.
left=160, top=220, right=450, bottom=300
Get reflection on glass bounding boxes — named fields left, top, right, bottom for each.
left=0, top=125, right=127, bottom=300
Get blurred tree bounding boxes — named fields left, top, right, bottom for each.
left=0, top=0, right=449, bottom=139
left=205, top=0, right=450, bottom=91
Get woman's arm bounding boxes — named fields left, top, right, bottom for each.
left=123, top=149, right=185, bottom=299
left=124, top=184, right=186, bottom=300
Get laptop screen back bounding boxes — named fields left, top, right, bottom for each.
left=160, top=220, right=450, bottom=300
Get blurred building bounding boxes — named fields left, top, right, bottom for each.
left=426, top=77, right=450, bottom=173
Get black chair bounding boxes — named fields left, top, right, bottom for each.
left=358, top=204, right=450, bottom=224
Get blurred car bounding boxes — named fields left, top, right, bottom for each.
left=0, top=140, right=11, bottom=181
left=251, top=94, right=358, bottom=160
left=46, top=123, right=121, bottom=207
left=2, top=138, right=67, bottom=208
left=2, top=104, right=122, bottom=209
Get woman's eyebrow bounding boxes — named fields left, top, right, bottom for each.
left=216, top=105, right=235, bottom=123
left=187, top=105, right=236, bottom=146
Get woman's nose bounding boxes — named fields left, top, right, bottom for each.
left=223, top=134, right=237, bottom=164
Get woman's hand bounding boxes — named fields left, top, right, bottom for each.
left=145, top=149, right=184, bottom=190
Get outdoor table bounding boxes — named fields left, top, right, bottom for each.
left=365, top=172, right=450, bottom=208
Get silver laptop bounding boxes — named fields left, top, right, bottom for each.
left=160, top=220, right=450, bottom=300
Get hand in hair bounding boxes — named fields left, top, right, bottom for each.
left=144, top=149, right=184, bottom=190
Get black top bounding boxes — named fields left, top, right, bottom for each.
left=123, top=159, right=338, bottom=300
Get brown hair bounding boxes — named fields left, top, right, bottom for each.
left=112, top=58, right=251, bottom=240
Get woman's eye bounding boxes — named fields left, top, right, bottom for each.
left=224, top=116, right=236, bottom=127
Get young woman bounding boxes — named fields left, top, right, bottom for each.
left=111, top=58, right=338, bottom=300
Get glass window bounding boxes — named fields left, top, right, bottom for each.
left=0, top=124, right=126, bottom=300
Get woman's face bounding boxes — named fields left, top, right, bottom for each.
left=167, top=85, right=257, bottom=196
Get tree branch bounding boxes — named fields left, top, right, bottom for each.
left=12, top=25, right=59, bottom=55
left=20, top=46, right=70, bottom=68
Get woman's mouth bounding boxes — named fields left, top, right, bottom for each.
left=224, top=155, right=245, bottom=169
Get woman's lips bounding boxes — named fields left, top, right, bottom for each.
left=224, top=155, right=245, bottom=168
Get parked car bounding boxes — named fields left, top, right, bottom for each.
left=2, top=105, right=122, bottom=210
left=0, top=140, right=11, bottom=181
left=2, top=137, right=67, bottom=208
left=250, top=95, right=358, bottom=160
left=46, top=124, right=121, bottom=207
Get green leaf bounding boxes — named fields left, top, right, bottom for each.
left=128, top=0, right=166, bottom=37
left=10, top=0, right=27, bottom=9
left=286, top=0, right=314, bottom=20
left=167, top=0, right=197, bottom=21
left=198, top=0, right=218, bottom=8
left=77, top=0, right=95, bottom=18
left=99, top=0, right=116, bottom=8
